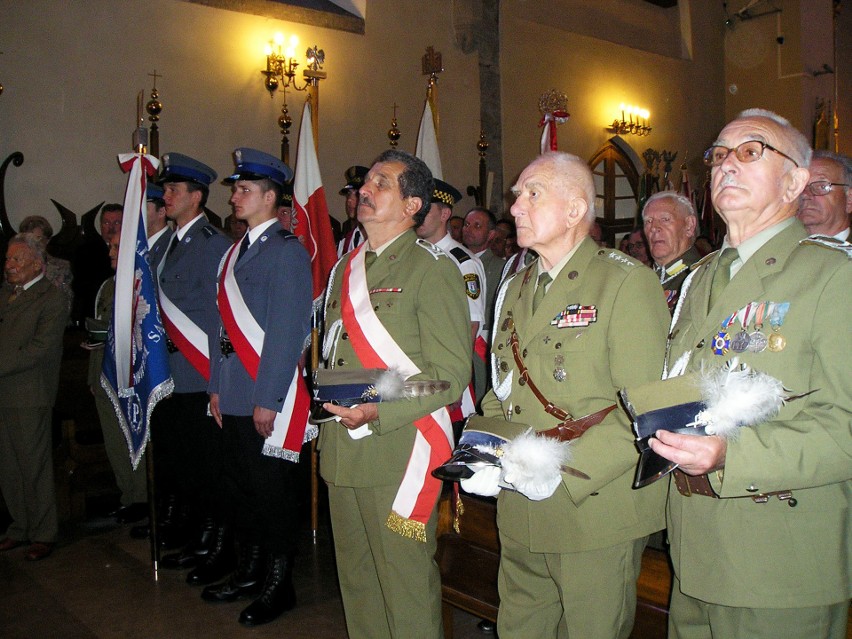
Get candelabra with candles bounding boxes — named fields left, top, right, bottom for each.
left=609, top=104, right=652, bottom=136
left=262, top=34, right=327, bottom=96
left=261, top=33, right=327, bottom=152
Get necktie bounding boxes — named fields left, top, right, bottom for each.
left=364, top=250, right=377, bottom=271
left=237, top=234, right=250, bottom=262
left=167, top=233, right=180, bottom=259
left=8, top=285, right=23, bottom=303
left=532, top=272, right=552, bottom=313
left=709, top=248, right=738, bottom=307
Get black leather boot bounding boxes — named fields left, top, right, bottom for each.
left=158, top=496, right=190, bottom=550
left=201, top=543, right=264, bottom=603
left=161, top=516, right=216, bottom=569
left=238, top=554, right=296, bottom=626
left=185, top=526, right=235, bottom=586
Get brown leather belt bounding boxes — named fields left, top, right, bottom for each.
left=673, top=469, right=796, bottom=505
left=673, top=470, right=718, bottom=497
left=509, top=331, right=616, bottom=442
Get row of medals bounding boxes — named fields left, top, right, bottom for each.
left=717, top=323, right=785, bottom=355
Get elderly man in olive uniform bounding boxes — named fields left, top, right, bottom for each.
left=318, top=149, right=472, bottom=639
left=0, top=234, right=68, bottom=561
left=649, top=109, right=852, bottom=639
left=462, top=152, right=670, bottom=639
left=642, top=191, right=701, bottom=313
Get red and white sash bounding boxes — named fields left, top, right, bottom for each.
left=157, top=246, right=211, bottom=381
left=217, top=241, right=312, bottom=462
left=340, top=244, right=454, bottom=542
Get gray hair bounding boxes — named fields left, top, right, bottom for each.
left=9, top=232, right=47, bottom=266
left=736, top=108, right=812, bottom=168
left=642, top=191, right=698, bottom=238
left=811, top=150, right=852, bottom=186
left=19, top=215, right=54, bottom=239
left=533, top=151, right=597, bottom=222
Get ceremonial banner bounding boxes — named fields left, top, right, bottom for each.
left=292, top=100, right=338, bottom=306
left=415, top=100, right=443, bottom=180
left=102, top=153, right=174, bottom=469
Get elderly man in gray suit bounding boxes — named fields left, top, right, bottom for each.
left=0, top=233, right=68, bottom=561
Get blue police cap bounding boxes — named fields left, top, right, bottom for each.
left=224, top=148, right=293, bottom=188
left=156, top=152, right=217, bottom=186
left=146, top=183, right=164, bottom=201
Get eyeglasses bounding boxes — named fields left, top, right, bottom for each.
left=804, top=180, right=849, bottom=197
left=703, top=140, right=800, bottom=168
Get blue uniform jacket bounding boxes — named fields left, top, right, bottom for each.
left=209, top=221, right=312, bottom=416
left=158, top=216, right=230, bottom=393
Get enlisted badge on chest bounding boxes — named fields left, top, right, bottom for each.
left=551, top=304, right=597, bottom=328
left=553, top=354, right=567, bottom=382
left=464, top=273, right=481, bottom=300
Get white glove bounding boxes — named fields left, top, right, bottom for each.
left=343, top=404, right=373, bottom=439
left=502, top=470, right=562, bottom=501
left=500, top=429, right=572, bottom=502
left=460, top=465, right=502, bottom=497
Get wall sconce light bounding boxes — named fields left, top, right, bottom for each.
left=261, top=32, right=327, bottom=97
left=609, top=103, right=652, bottom=136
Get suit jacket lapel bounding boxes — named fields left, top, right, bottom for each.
left=235, top=221, right=280, bottom=271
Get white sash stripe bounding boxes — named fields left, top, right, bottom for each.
left=159, top=290, right=210, bottom=359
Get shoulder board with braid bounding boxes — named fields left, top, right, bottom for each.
left=449, top=246, right=471, bottom=264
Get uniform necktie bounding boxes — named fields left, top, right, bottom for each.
left=709, top=248, right=738, bottom=307
left=237, top=234, right=250, bottom=262
left=167, top=233, right=180, bottom=259
left=8, top=285, right=23, bottom=302
left=532, top=272, right=552, bottom=313
left=364, top=250, right=377, bottom=271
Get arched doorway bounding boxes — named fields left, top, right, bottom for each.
left=588, top=136, right=642, bottom=247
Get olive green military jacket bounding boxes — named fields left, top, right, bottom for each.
left=479, top=237, right=670, bottom=553
left=318, top=230, right=473, bottom=487
left=665, top=221, right=852, bottom=608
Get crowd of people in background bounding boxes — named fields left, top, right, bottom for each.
left=0, top=112, right=850, bottom=638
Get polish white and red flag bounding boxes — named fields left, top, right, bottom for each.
left=292, top=99, right=338, bottom=305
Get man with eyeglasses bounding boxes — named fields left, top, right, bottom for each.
left=643, top=109, right=852, bottom=639
left=797, top=150, right=851, bottom=241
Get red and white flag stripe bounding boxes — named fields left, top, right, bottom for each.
left=217, top=243, right=312, bottom=461
left=340, top=245, right=453, bottom=540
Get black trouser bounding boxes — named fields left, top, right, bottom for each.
left=220, top=414, right=302, bottom=556
left=151, top=392, right=224, bottom=519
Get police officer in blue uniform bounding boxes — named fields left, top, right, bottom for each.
left=151, top=153, right=233, bottom=584
left=203, top=148, right=312, bottom=627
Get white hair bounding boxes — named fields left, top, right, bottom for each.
left=642, top=191, right=698, bottom=239
left=533, top=151, right=597, bottom=222
left=736, top=108, right=812, bottom=168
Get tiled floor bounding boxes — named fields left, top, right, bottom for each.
left=0, top=515, right=491, bottom=639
